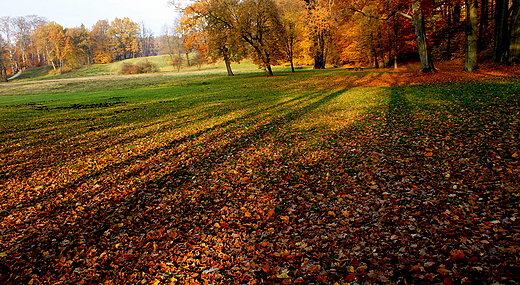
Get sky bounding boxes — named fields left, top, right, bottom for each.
left=2, top=0, right=182, bottom=35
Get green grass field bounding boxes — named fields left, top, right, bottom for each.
left=0, top=63, right=519, bottom=284
left=10, top=55, right=283, bottom=82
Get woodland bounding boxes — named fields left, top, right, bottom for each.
left=1, top=0, right=519, bottom=78
left=0, top=0, right=520, bottom=284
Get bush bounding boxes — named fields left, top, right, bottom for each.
left=170, top=56, right=183, bottom=72
left=137, top=61, right=160, bottom=73
left=120, top=63, right=141, bottom=75
left=119, top=61, right=159, bottom=75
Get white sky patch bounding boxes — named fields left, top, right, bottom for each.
left=2, top=0, right=181, bottom=35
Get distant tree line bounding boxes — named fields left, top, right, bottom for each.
left=177, top=0, right=520, bottom=75
left=0, top=16, right=161, bottom=78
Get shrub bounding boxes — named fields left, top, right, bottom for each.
left=120, top=63, right=141, bottom=75
left=137, top=61, right=160, bottom=73
left=119, top=61, right=160, bottom=75
left=170, top=56, right=183, bottom=72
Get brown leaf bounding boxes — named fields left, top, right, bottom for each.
left=261, top=264, right=270, bottom=273
left=450, top=249, right=465, bottom=260
left=437, top=267, right=452, bottom=275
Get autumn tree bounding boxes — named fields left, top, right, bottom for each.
left=405, top=0, right=436, bottom=72
left=66, top=25, right=92, bottom=67
left=427, top=0, right=464, bottom=61
left=277, top=0, right=308, bottom=72
left=180, top=0, right=245, bottom=76
left=0, top=16, right=46, bottom=73
left=35, top=22, right=72, bottom=74
left=479, top=0, right=494, bottom=51
left=347, top=0, right=436, bottom=72
left=179, top=11, right=210, bottom=70
left=108, top=17, right=140, bottom=61
left=353, top=7, right=388, bottom=68
left=237, top=0, right=285, bottom=76
left=306, top=0, right=336, bottom=69
left=90, top=20, right=112, bottom=64
left=28, top=16, right=47, bottom=69
left=179, top=17, right=209, bottom=69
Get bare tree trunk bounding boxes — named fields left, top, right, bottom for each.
left=464, top=0, right=479, bottom=71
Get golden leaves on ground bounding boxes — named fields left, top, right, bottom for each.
left=1, top=71, right=519, bottom=284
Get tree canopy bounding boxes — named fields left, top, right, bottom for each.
left=179, top=0, right=520, bottom=74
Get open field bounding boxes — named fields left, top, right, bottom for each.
left=9, top=56, right=272, bottom=82
left=0, top=63, right=519, bottom=284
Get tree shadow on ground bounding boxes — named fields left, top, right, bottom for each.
left=0, top=84, right=350, bottom=284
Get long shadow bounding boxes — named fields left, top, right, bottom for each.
left=0, top=84, right=349, bottom=283
left=300, top=83, right=520, bottom=284
left=0, top=94, right=292, bottom=218
left=0, top=86, right=344, bottom=221
left=0, top=81, right=328, bottom=183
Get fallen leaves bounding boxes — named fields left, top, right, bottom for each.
left=0, top=71, right=519, bottom=285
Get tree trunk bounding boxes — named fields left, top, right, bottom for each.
left=464, top=0, right=479, bottom=71
left=289, top=41, right=295, bottom=72
left=412, top=0, right=435, bottom=72
left=493, top=0, right=509, bottom=63
left=371, top=37, right=379, bottom=68
left=50, top=59, right=57, bottom=71
left=313, top=30, right=327, bottom=69
left=263, top=49, right=274, bottom=76
left=393, top=16, right=399, bottom=69
left=266, top=64, right=274, bottom=76
left=478, top=0, right=490, bottom=49
left=510, top=0, right=520, bottom=64
left=443, top=4, right=455, bottom=60
left=185, top=52, right=190, bottom=67
left=223, top=53, right=234, bottom=76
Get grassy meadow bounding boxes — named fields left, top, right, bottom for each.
left=0, top=62, right=519, bottom=284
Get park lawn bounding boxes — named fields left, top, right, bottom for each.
left=0, top=67, right=519, bottom=284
